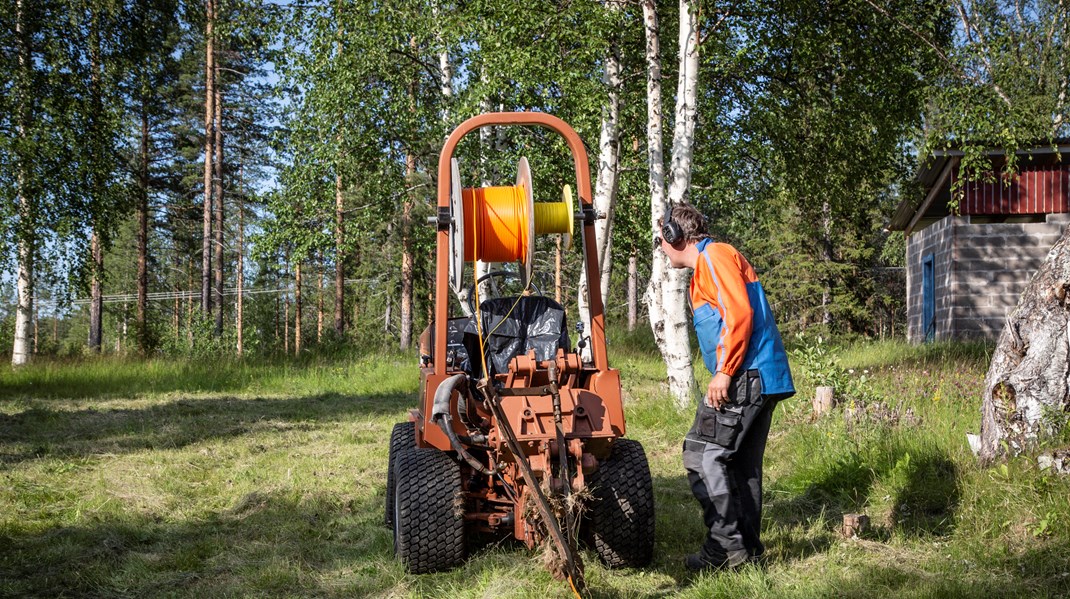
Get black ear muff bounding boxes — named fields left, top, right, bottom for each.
left=661, top=204, right=683, bottom=246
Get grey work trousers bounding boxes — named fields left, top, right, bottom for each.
left=682, top=370, right=783, bottom=561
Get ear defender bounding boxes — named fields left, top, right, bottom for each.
left=661, top=203, right=683, bottom=246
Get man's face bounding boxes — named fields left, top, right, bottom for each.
left=659, top=235, right=686, bottom=269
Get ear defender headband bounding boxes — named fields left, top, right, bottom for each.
left=661, top=203, right=684, bottom=246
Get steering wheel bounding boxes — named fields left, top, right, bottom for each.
left=465, top=270, right=543, bottom=316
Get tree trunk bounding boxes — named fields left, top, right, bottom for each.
left=295, top=261, right=303, bottom=354
left=627, top=249, right=638, bottom=331
left=236, top=163, right=245, bottom=357
left=317, top=261, right=324, bottom=344
left=643, top=0, right=697, bottom=407
left=579, top=10, right=622, bottom=356
left=821, top=200, right=833, bottom=327
left=401, top=154, right=415, bottom=350
left=137, top=107, right=149, bottom=353
left=201, top=0, right=215, bottom=315
left=213, top=84, right=224, bottom=336
left=555, top=235, right=563, bottom=304
left=89, top=230, right=104, bottom=352
left=980, top=227, right=1070, bottom=461
left=334, top=171, right=346, bottom=335
left=11, top=0, right=32, bottom=367
left=400, top=38, right=417, bottom=350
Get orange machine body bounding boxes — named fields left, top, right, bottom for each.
left=415, top=112, right=626, bottom=545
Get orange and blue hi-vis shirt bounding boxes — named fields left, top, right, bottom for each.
left=689, top=238, right=794, bottom=396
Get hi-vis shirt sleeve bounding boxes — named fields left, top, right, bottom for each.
left=698, top=245, right=754, bottom=377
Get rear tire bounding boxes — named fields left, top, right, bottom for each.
left=392, top=447, right=465, bottom=573
left=586, top=438, right=655, bottom=568
left=384, top=422, right=415, bottom=528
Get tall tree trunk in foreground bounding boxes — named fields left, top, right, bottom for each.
left=201, top=0, right=215, bottom=315
left=213, top=84, right=225, bottom=336
left=644, top=0, right=699, bottom=407
left=12, top=0, right=32, bottom=367
left=980, top=228, right=1070, bottom=461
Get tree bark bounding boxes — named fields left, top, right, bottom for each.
left=89, top=231, right=103, bottom=353
left=627, top=249, right=638, bottom=331
left=295, top=261, right=303, bottom=354
left=643, top=0, right=698, bottom=407
left=213, top=84, right=225, bottom=336
left=579, top=8, right=622, bottom=356
left=401, top=154, right=415, bottom=349
left=334, top=171, right=346, bottom=336
left=400, top=37, right=417, bottom=350
left=201, top=0, right=215, bottom=315
left=236, top=163, right=245, bottom=356
left=11, top=0, right=32, bottom=367
left=317, top=261, right=324, bottom=344
left=980, top=227, right=1070, bottom=461
left=137, top=107, right=149, bottom=353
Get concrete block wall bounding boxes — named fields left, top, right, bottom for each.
left=906, top=216, right=958, bottom=342
left=905, top=213, right=1070, bottom=342
left=950, top=213, right=1070, bottom=339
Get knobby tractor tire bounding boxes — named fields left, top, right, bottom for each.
left=586, top=438, right=655, bottom=568
left=384, top=422, right=415, bottom=528
left=392, top=447, right=465, bottom=573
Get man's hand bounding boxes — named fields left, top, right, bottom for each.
left=706, top=372, right=733, bottom=409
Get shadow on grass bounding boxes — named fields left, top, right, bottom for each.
left=3, top=475, right=1061, bottom=598
left=766, top=445, right=962, bottom=545
left=0, top=391, right=414, bottom=468
left=0, top=491, right=401, bottom=598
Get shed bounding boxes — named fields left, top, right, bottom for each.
left=890, top=142, right=1070, bottom=342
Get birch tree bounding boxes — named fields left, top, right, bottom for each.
left=643, top=0, right=702, bottom=407
left=578, top=1, right=624, bottom=355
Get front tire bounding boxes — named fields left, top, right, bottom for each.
left=586, top=438, right=655, bottom=568
left=384, top=422, right=415, bottom=528
left=392, top=447, right=465, bottom=573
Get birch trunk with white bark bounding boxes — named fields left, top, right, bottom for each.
left=644, top=0, right=699, bottom=408
left=12, top=0, right=32, bottom=367
left=979, top=227, right=1070, bottom=461
left=579, top=4, right=623, bottom=357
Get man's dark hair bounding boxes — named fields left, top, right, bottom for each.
left=659, top=202, right=708, bottom=243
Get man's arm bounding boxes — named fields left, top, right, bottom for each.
left=704, top=246, right=754, bottom=408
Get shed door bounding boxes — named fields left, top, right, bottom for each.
left=922, top=253, right=935, bottom=342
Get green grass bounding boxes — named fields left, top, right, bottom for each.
left=2, top=339, right=1069, bottom=598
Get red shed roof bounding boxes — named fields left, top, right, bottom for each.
left=891, top=141, right=1070, bottom=234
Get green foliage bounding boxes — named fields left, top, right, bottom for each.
left=924, top=1, right=1070, bottom=178
left=790, top=334, right=879, bottom=404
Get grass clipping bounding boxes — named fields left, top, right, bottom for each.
left=522, top=474, right=592, bottom=583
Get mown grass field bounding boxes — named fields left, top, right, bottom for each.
left=2, top=335, right=1069, bottom=598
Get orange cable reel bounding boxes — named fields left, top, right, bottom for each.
left=448, top=156, right=576, bottom=293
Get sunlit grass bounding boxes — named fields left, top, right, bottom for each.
left=1, top=337, right=1068, bottom=597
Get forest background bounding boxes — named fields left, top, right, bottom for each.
left=0, top=0, right=1063, bottom=365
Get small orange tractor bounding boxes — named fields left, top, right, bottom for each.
left=386, top=112, right=654, bottom=589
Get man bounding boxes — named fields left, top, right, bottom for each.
left=658, top=202, right=795, bottom=572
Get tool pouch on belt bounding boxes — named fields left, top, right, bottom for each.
left=688, top=370, right=762, bottom=449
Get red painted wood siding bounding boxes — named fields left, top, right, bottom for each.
left=953, top=164, right=1070, bottom=215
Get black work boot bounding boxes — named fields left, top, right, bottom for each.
left=683, top=549, right=751, bottom=573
